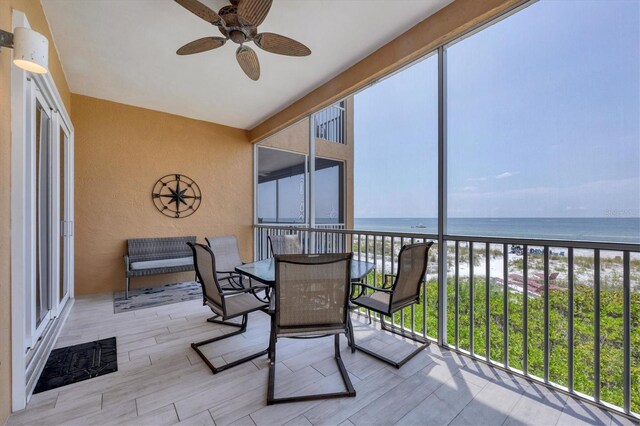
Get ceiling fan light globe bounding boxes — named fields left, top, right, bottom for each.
left=229, top=30, right=246, bottom=44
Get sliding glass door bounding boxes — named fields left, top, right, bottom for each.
left=28, top=80, right=73, bottom=348
left=34, top=91, right=52, bottom=335
left=58, top=119, right=71, bottom=305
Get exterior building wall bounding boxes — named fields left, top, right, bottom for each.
left=259, top=118, right=310, bottom=155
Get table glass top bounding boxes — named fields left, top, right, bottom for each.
left=235, top=258, right=375, bottom=284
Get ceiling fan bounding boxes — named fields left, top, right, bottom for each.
left=175, top=0, right=311, bottom=81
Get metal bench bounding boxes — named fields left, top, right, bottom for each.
left=124, top=236, right=196, bottom=299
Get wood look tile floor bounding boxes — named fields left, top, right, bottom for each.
left=8, top=293, right=636, bottom=426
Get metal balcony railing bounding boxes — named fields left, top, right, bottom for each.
left=314, top=101, right=346, bottom=144
left=254, top=224, right=640, bottom=421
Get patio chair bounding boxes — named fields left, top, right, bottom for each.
left=188, top=242, right=270, bottom=374
left=207, top=234, right=269, bottom=306
left=205, top=235, right=247, bottom=286
left=267, top=253, right=356, bottom=405
left=268, top=234, right=302, bottom=256
left=349, top=241, right=433, bottom=368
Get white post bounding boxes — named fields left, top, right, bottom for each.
left=309, top=115, right=316, bottom=253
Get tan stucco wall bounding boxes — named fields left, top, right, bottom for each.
left=249, top=0, right=522, bottom=143
left=72, top=94, right=252, bottom=296
left=259, top=118, right=310, bottom=154
left=1, top=0, right=71, bottom=421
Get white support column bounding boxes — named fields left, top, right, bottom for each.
left=308, top=116, right=316, bottom=253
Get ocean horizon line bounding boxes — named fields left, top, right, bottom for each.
left=351, top=217, right=639, bottom=244
left=354, top=216, right=640, bottom=220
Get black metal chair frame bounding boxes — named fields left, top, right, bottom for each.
left=188, top=242, right=270, bottom=375
left=349, top=242, right=434, bottom=368
left=267, top=254, right=356, bottom=405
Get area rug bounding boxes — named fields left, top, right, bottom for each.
left=34, top=337, right=117, bottom=394
left=113, top=281, right=202, bottom=313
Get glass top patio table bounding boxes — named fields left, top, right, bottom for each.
left=235, top=257, right=376, bottom=286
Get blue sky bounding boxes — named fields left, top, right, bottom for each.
left=354, top=0, right=639, bottom=219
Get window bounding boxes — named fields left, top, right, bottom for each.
left=35, top=96, right=52, bottom=329
left=257, top=147, right=306, bottom=224
left=315, top=158, right=344, bottom=224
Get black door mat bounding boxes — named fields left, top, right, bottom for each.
left=34, top=337, right=118, bottom=394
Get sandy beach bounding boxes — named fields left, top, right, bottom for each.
left=353, top=240, right=638, bottom=291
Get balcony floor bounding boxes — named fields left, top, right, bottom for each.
left=9, top=293, right=635, bottom=426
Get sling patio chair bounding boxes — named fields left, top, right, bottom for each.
left=268, top=234, right=303, bottom=256
left=188, top=242, right=270, bottom=374
left=207, top=234, right=270, bottom=305
left=349, top=241, right=434, bottom=368
left=205, top=235, right=246, bottom=285
left=267, top=253, right=356, bottom=405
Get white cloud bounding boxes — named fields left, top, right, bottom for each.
left=494, top=171, right=519, bottom=179
left=467, top=171, right=520, bottom=182
left=448, top=177, right=640, bottom=217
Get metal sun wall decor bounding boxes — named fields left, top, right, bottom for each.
left=152, top=174, right=202, bottom=218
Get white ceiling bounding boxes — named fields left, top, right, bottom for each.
left=41, top=0, right=452, bottom=129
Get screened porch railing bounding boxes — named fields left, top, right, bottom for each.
left=254, top=224, right=640, bottom=421
left=314, top=101, right=346, bottom=145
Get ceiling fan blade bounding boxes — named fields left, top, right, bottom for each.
left=175, top=0, right=222, bottom=25
left=237, top=0, right=272, bottom=27
left=236, top=45, right=260, bottom=81
left=254, top=33, right=311, bottom=57
left=177, top=37, right=226, bottom=55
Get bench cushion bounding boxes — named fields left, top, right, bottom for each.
left=130, top=256, right=193, bottom=271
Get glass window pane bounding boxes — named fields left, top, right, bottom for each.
left=36, top=99, right=51, bottom=326
left=315, top=158, right=344, bottom=225
left=60, top=127, right=67, bottom=302
left=257, top=147, right=306, bottom=224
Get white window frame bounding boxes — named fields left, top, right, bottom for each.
left=57, top=115, right=73, bottom=309
left=29, top=84, right=54, bottom=347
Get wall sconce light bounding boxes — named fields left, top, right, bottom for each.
left=0, top=27, right=49, bottom=74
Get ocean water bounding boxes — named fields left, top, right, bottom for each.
left=353, top=217, right=640, bottom=244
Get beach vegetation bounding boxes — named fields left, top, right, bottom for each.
left=356, top=272, right=639, bottom=413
